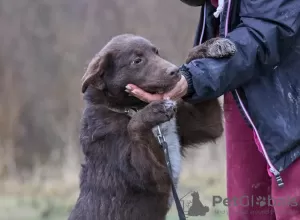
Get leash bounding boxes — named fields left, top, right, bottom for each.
left=156, top=126, right=186, bottom=220
left=156, top=6, right=204, bottom=217
left=107, top=101, right=187, bottom=219
left=158, top=6, right=204, bottom=218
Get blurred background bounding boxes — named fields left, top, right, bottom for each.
left=0, top=0, right=226, bottom=219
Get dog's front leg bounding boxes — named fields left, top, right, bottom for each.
left=176, top=99, right=223, bottom=148
left=177, top=37, right=235, bottom=148
left=127, top=100, right=177, bottom=190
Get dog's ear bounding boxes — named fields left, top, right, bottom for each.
left=81, top=52, right=112, bottom=93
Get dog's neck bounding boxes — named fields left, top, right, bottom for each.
left=106, top=106, right=138, bottom=117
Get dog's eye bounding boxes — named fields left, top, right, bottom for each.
left=154, top=48, right=159, bottom=55
left=132, top=58, right=142, bottom=65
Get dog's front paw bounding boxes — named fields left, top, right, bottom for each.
left=143, top=100, right=177, bottom=126
left=128, top=100, right=177, bottom=132
left=161, top=99, right=177, bottom=119
left=185, top=38, right=236, bottom=63
left=150, top=99, right=177, bottom=122
left=206, top=38, right=236, bottom=58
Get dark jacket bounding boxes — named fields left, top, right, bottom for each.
left=181, top=0, right=300, bottom=187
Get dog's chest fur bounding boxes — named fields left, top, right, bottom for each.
left=152, top=117, right=182, bottom=206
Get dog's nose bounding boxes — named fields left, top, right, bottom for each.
left=168, top=67, right=179, bottom=77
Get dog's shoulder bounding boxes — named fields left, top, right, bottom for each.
left=82, top=104, right=126, bottom=125
left=80, top=104, right=130, bottom=144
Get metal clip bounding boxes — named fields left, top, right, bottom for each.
left=270, top=167, right=284, bottom=188
left=124, top=109, right=137, bottom=118
left=275, top=174, right=284, bottom=188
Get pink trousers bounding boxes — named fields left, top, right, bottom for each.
left=224, top=92, right=300, bottom=220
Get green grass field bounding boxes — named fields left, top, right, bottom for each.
left=0, top=175, right=228, bottom=220
left=0, top=147, right=227, bottom=220
left=0, top=195, right=228, bottom=220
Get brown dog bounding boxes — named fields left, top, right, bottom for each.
left=68, top=34, right=235, bottom=220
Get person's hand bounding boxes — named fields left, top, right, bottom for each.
left=125, top=75, right=188, bottom=103
left=164, top=75, right=188, bottom=100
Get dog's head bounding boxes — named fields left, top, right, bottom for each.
left=82, top=34, right=181, bottom=107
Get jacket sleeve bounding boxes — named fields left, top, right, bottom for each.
left=181, top=0, right=300, bottom=102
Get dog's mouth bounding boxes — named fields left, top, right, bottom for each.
left=143, top=83, right=176, bottom=95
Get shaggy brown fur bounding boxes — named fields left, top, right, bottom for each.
left=68, top=34, right=235, bottom=220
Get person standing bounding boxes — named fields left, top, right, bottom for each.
left=126, top=0, right=300, bottom=219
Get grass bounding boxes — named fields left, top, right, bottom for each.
left=0, top=195, right=228, bottom=220
left=0, top=147, right=227, bottom=219
left=0, top=174, right=227, bottom=220
left=0, top=196, right=71, bottom=220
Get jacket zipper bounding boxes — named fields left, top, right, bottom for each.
left=223, top=0, right=284, bottom=187
left=234, top=91, right=284, bottom=187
